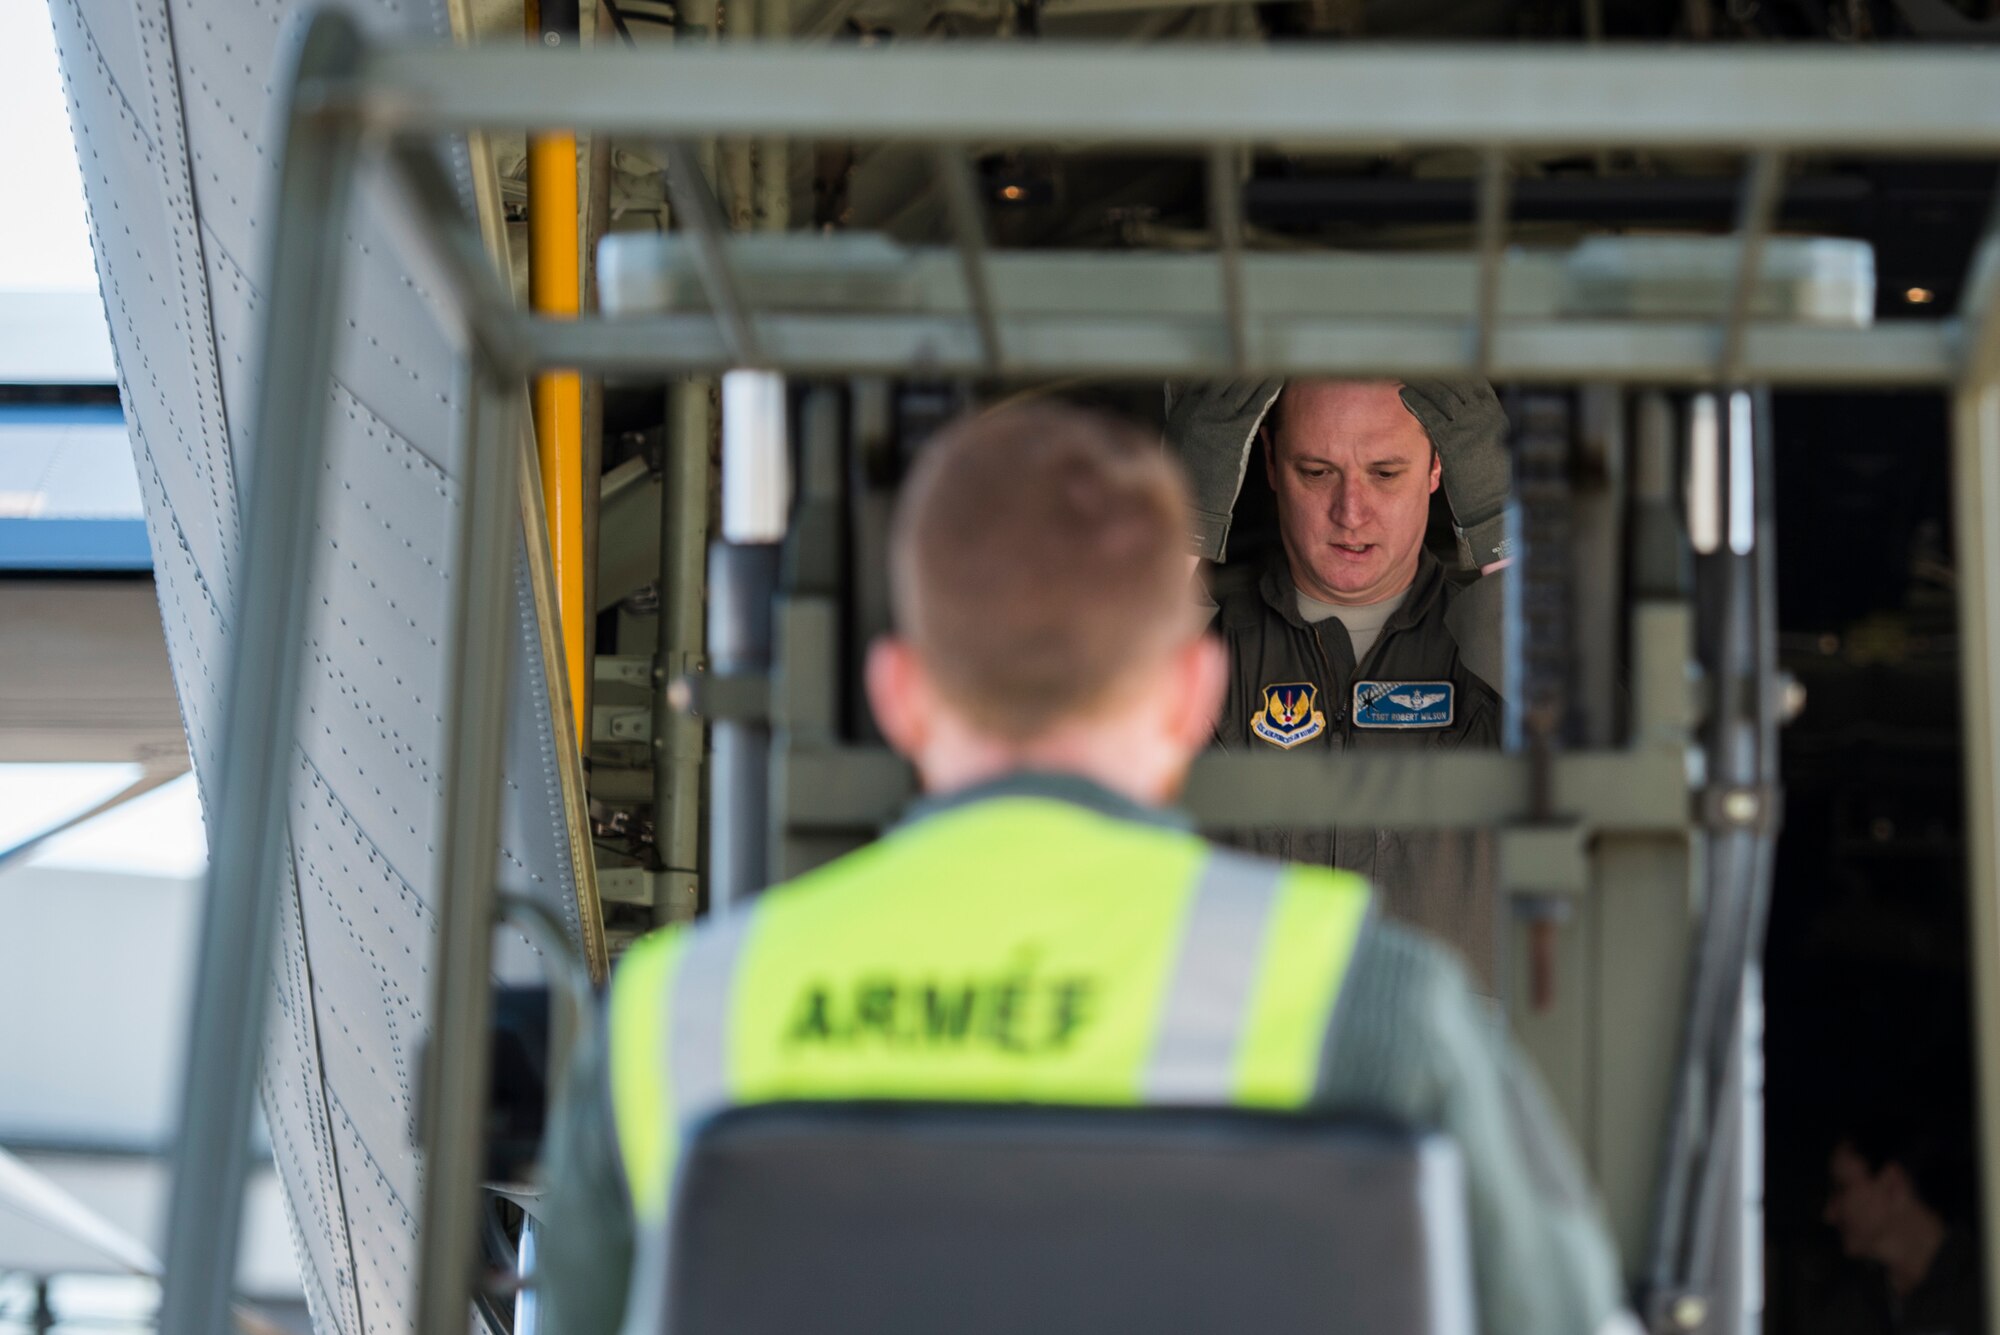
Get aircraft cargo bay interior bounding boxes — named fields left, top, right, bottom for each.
left=3, top=1, right=2000, bottom=1333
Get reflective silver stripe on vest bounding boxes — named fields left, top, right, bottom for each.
left=1144, top=848, right=1286, bottom=1102
left=666, top=908, right=754, bottom=1134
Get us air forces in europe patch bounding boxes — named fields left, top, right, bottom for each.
left=1252, top=682, right=1327, bottom=749
left=1352, top=681, right=1455, bottom=730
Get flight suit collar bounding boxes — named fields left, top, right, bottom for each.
left=897, top=771, right=1195, bottom=833
left=1256, top=546, right=1449, bottom=637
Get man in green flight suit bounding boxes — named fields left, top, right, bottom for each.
left=536, top=402, right=1630, bottom=1335
left=1168, top=377, right=1515, bottom=982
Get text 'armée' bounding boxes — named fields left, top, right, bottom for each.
left=785, top=972, right=1098, bottom=1054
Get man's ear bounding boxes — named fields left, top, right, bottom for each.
left=865, top=636, right=930, bottom=762
left=1167, top=634, right=1230, bottom=751
left=1261, top=425, right=1278, bottom=490
left=1428, top=446, right=1443, bottom=494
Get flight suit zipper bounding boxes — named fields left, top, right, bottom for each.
left=1305, top=623, right=1347, bottom=748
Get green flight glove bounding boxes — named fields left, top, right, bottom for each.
left=1162, top=378, right=1285, bottom=562
left=1399, top=378, right=1515, bottom=571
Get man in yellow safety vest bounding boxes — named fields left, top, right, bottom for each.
left=537, top=402, right=1629, bottom=1335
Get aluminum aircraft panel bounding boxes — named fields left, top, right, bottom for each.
left=47, top=2, right=593, bottom=1330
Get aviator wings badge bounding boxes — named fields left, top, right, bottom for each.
left=1353, top=680, right=1456, bottom=730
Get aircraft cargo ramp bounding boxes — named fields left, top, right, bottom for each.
left=46, top=2, right=599, bottom=1331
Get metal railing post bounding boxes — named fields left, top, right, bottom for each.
left=414, top=367, right=530, bottom=1333
left=664, top=141, right=760, bottom=366
left=1952, top=195, right=2000, bottom=1335
left=1206, top=144, right=1248, bottom=372
left=1472, top=149, right=1511, bottom=377
left=1951, top=382, right=2000, bottom=1335
left=653, top=377, right=714, bottom=926
left=157, top=15, right=365, bottom=1335
left=1717, top=152, right=1785, bottom=383
left=934, top=148, right=1002, bottom=373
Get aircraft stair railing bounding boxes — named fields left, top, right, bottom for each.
left=160, top=14, right=2000, bottom=1335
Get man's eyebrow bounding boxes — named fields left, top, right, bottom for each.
left=1286, top=450, right=1421, bottom=468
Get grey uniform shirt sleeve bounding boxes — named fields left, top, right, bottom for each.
left=536, top=999, right=635, bottom=1335
left=1319, top=922, right=1626, bottom=1335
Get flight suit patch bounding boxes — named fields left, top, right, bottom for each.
left=1251, top=682, right=1326, bottom=749
left=1352, top=680, right=1455, bottom=729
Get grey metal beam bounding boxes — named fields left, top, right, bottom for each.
left=596, top=239, right=1576, bottom=320
left=349, top=45, right=2000, bottom=152
left=1190, top=750, right=1690, bottom=832
left=1591, top=833, right=1697, bottom=1271
left=1717, top=151, right=1786, bottom=382
left=754, top=0, right=792, bottom=235
left=594, top=235, right=1874, bottom=326
left=932, top=148, right=1003, bottom=371
left=414, top=371, right=528, bottom=1335
left=778, top=746, right=915, bottom=830
left=531, top=311, right=1957, bottom=384
left=652, top=379, right=712, bottom=925
left=596, top=456, right=658, bottom=613
left=1961, top=190, right=2000, bottom=389
left=156, top=17, right=364, bottom=1335
left=1952, top=382, right=2000, bottom=1335
left=1207, top=145, right=1248, bottom=372
left=662, top=142, right=760, bottom=366
left=779, top=745, right=1689, bottom=833
left=1471, top=150, right=1511, bottom=376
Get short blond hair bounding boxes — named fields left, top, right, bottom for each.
left=889, top=404, right=1195, bottom=740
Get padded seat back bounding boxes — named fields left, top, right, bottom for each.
left=660, top=1101, right=1475, bottom=1335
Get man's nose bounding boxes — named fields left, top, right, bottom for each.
left=1329, top=478, right=1369, bottom=529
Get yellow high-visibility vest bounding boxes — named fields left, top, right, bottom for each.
left=607, top=795, right=1372, bottom=1223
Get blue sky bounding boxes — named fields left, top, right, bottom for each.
left=0, top=3, right=101, bottom=294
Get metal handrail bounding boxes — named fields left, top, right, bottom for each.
left=160, top=12, right=2000, bottom=1335
left=336, top=42, right=2000, bottom=152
